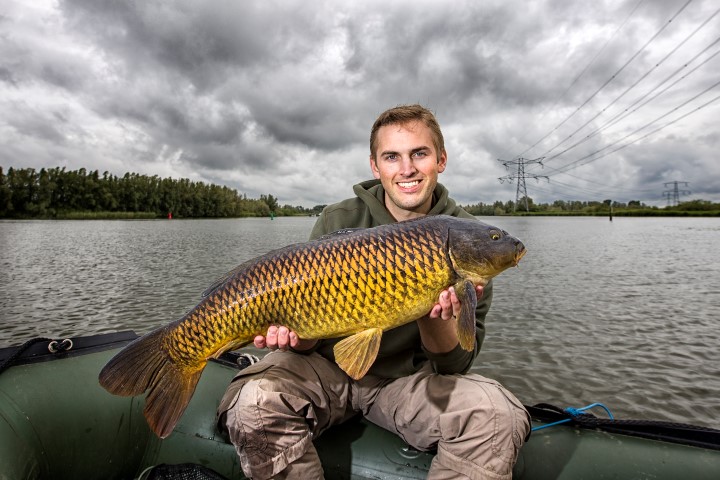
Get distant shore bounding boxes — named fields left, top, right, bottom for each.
left=2, top=209, right=718, bottom=220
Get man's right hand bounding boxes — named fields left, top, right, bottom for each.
left=254, top=325, right=318, bottom=352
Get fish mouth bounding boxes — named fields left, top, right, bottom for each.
left=514, top=245, right=527, bottom=266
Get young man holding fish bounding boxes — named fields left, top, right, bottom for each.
left=218, top=105, right=530, bottom=479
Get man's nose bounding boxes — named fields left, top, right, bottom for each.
left=399, top=157, right=417, bottom=176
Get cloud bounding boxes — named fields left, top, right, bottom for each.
left=1, top=0, right=719, bottom=207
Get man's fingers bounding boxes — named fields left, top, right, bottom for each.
left=429, top=304, right=443, bottom=319
left=256, top=326, right=302, bottom=351
left=277, top=326, right=290, bottom=350
left=437, top=289, right=452, bottom=321
left=449, top=286, right=461, bottom=317
left=429, top=284, right=483, bottom=322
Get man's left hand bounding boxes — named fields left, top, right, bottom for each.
left=428, top=285, right=484, bottom=321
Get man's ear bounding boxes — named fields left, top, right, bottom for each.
left=437, top=150, right=448, bottom=173
left=369, top=156, right=381, bottom=179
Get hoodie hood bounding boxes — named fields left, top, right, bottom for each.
left=310, top=179, right=473, bottom=240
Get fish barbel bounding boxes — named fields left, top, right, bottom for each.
left=99, top=215, right=526, bottom=438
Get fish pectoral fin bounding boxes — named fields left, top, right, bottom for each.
left=454, top=279, right=478, bottom=351
left=333, top=328, right=383, bottom=380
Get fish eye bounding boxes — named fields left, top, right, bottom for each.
left=490, top=231, right=501, bottom=240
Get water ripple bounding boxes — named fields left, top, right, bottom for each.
left=1, top=216, right=718, bottom=428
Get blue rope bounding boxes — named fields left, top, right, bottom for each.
left=532, top=403, right=614, bottom=432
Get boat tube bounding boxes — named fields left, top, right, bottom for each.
left=1, top=332, right=719, bottom=479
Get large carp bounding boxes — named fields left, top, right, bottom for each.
left=99, top=215, right=526, bottom=438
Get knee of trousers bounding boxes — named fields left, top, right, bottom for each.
left=220, top=352, right=347, bottom=453
left=223, top=376, right=320, bottom=479
left=435, top=377, right=530, bottom=475
left=225, top=373, right=322, bottom=452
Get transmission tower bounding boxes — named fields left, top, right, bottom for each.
left=498, top=157, right=548, bottom=212
left=663, top=181, right=690, bottom=207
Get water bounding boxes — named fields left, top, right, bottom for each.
left=1, top=216, right=718, bottom=428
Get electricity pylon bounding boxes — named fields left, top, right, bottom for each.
left=498, top=157, right=548, bottom=212
left=663, top=181, right=690, bottom=207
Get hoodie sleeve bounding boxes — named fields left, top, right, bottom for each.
left=423, top=279, right=492, bottom=374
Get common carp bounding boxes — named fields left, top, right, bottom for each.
left=99, top=215, right=526, bottom=438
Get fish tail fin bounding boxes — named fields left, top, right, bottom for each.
left=143, top=361, right=203, bottom=439
left=98, top=327, right=204, bottom=438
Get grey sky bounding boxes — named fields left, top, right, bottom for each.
left=1, top=0, right=718, bottom=208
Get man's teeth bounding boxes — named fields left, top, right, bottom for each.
left=398, top=181, right=420, bottom=188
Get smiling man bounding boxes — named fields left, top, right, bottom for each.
left=218, top=105, right=530, bottom=480
left=369, top=110, right=447, bottom=220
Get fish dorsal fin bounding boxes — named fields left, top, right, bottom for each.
left=333, top=328, right=383, bottom=380
left=201, top=258, right=257, bottom=298
left=317, top=227, right=364, bottom=240
left=454, top=279, right=478, bottom=351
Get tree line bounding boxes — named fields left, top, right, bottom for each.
left=2, top=166, right=717, bottom=219
left=0, top=167, right=324, bottom=219
left=462, top=197, right=720, bottom=216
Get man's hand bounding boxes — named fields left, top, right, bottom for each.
left=419, top=285, right=484, bottom=353
left=428, top=284, right=484, bottom=321
left=254, top=325, right=318, bottom=352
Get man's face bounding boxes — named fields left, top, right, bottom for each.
left=370, top=121, right=447, bottom=220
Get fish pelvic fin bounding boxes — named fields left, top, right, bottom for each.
left=333, top=328, right=383, bottom=380
left=455, top=279, right=478, bottom=351
left=98, top=327, right=204, bottom=439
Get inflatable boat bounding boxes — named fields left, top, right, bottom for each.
left=1, top=332, right=719, bottom=479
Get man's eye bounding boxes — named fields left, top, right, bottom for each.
left=413, top=151, right=427, bottom=158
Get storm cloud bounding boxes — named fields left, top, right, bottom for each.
left=1, top=0, right=718, bottom=207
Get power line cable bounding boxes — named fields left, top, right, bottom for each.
left=588, top=40, right=720, bottom=141
left=550, top=170, right=659, bottom=194
left=526, top=175, right=669, bottom=204
left=537, top=6, right=720, bottom=162
left=516, top=0, right=694, bottom=160
left=545, top=177, right=658, bottom=199
left=513, top=0, right=648, bottom=159
left=549, top=85, right=720, bottom=175
left=531, top=39, right=720, bottom=169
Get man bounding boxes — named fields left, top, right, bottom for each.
left=218, top=104, right=530, bottom=479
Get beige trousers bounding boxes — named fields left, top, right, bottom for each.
left=218, top=351, right=530, bottom=480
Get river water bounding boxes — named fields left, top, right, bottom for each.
left=1, top=216, right=718, bottom=428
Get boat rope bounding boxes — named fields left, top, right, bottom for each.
left=532, top=402, right=614, bottom=431
left=529, top=402, right=720, bottom=450
left=0, top=337, right=74, bottom=375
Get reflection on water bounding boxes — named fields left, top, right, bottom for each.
left=1, top=216, right=718, bottom=428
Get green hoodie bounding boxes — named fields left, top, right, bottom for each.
left=307, top=179, right=492, bottom=378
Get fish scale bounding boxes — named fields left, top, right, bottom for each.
left=203, top=228, right=428, bottom=344
left=212, top=223, right=444, bottom=342
left=99, top=215, right=526, bottom=438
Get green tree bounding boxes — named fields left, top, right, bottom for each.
left=0, top=167, right=10, bottom=216
left=260, top=194, right=279, bottom=213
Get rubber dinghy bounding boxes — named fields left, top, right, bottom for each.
left=1, top=332, right=719, bottom=480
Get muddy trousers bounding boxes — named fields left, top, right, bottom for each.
left=218, top=351, right=530, bottom=480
